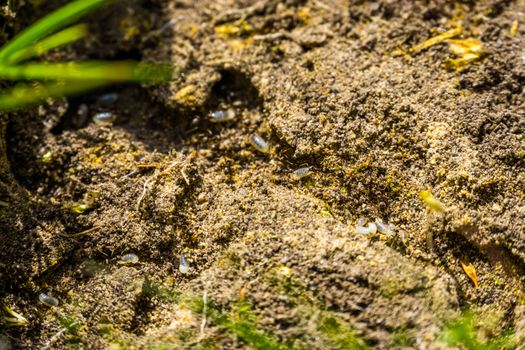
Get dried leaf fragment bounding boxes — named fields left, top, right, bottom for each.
left=215, top=20, right=253, bottom=39
left=411, top=26, right=462, bottom=53
left=445, top=38, right=485, bottom=71
left=444, top=53, right=481, bottom=71
left=460, top=260, right=479, bottom=289
left=1, top=303, right=29, bottom=326
left=239, top=282, right=248, bottom=301
left=510, top=20, right=519, bottom=36
left=447, top=38, right=483, bottom=56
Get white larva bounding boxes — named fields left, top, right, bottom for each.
left=98, top=93, right=119, bottom=104
left=249, top=134, right=270, bottom=153
left=93, top=112, right=116, bottom=124
left=375, top=219, right=395, bottom=237
left=179, top=255, right=189, bottom=274
left=209, top=109, right=236, bottom=123
left=121, top=253, right=139, bottom=264
left=375, top=219, right=386, bottom=233
left=356, top=222, right=377, bottom=235
left=38, top=293, right=59, bottom=307
left=292, top=167, right=311, bottom=179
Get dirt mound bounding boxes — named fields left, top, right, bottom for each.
left=1, top=0, right=524, bottom=349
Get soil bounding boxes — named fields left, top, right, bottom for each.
left=1, top=0, right=525, bottom=349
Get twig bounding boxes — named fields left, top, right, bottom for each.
left=253, top=32, right=288, bottom=43
left=122, top=169, right=139, bottom=179
left=181, top=165, right=190, bottom=186
left=42, top=321, right=77, bottom=350
left=136, top=162, right=162, bottom=169
left=199, top=290, right=207, bottom=339
left=136, top=177, right=153, bottom=211
left=135, top=156, right=193, bottom=212
left=58, top=226, right=100, bottom=238
left=214, top=0, right=267, bottom=24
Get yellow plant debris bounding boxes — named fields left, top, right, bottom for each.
left=419, top=190, right=445, bottom=212
left=510, top=20, right=519, bottom=36
left=411, top=26, right=462, bottom=53
left=447, top=38, right=483, bottom=56
left=460, top=260, right=479, bottom=289
left=215, top=20, right=253, bottom=39
left=445, top=38, right=484, bottom=71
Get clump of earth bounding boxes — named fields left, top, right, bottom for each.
left=1, top=0, right=524, bottom=349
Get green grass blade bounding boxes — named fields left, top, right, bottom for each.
left=7, top=24, right=88, bottom=64
left=0, top=0, right=114, bottom=62
left=0, top=61, right=172, bottom=111
left=0, top=80, right=107, bottom=111
left=0, top=61, right=172, bottom=82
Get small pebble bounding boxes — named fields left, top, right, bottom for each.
left=209, top=109, right=236, bottom=123
left=38, top=293, right=59, bottom=307
left=292, top=167, right=311, bottom=179
left=121, top=253, right=139, bottom=264
left=249, top=134, right=270, bottom=153
left=98, top=93, right=119, bottom=104
left=179, top=255, right=189, bottom=274
left=93, top=112, right=116, bottom=124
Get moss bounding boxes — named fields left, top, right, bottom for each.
left=181, top=297, right=297, bottom=350
left=440, top=310, right=517, bottom=350
left=208, top=303, right=296, bottom=350
left=142, top=277, right=182, bottom=304
left=140, top=279, right=295, bottom=350
left=317, top=314, right=370, bottom=350
left=266, top=266, right=371, bottom=349
left=134, top=273, right=365, bottom=349
left=56, top=314, right=83, bottom=344
left=97, top=322, right=117, bottom=336
left=391, top=326, right=415, bottom=348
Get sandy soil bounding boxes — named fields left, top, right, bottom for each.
left=1, top=0, right=525, bottom=349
